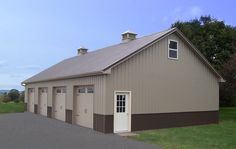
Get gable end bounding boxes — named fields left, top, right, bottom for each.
left=104, top=28, right=224, bottom=82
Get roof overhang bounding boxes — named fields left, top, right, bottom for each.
left=22, top=71, right=108, bottom=85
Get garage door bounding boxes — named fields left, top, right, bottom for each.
left=74, top=86, right=94, bottom=129
left=28, top=88, right=35, bottom=113
left=54, top=87, right=66, bottom=121
left=39, top=88, right=47, bottom=116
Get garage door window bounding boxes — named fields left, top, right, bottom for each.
left=41, top=88, right=47, bottom=93
left=56, top=88, right=66, bottom=94
left=87, top=87, right=94, bottom=93
left=78, top=88, right=86, bottom=93
left=56, top=89, right=61, bottom=93
left=29, top=88, right=34, bottom=93
left=78, top=87, right=94, bottom=93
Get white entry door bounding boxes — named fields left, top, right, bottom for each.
left=114, top=92, right=131, bottom=133
left=54, top=88, right=66, bottom=121
left=28, top=88, right=35, bottom=113
left=39, top=88, right=47, bottom=116
left=74, top=87, right=94, bottom=129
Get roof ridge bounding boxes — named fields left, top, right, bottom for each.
left=76, top=28, right=175, bottom=56
left=135, top=27, right=175, bottom=39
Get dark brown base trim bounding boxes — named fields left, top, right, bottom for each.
left=94, top=114, right=113, bottom=133
left=34, top=104, right=38, bottom=114
left=66, top=109, right=73, bottom=124
left=131, top=111, right=219, bottom=131
left=93, top=111, right=218, bottom=133
left=24, top=103, right=27, bottom=111
left=47, top=106, right=52, bottom=118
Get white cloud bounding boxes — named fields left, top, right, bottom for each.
left=174, top=7, right=182, bottom=13
left=9, top=73, right=34, bottom=80
left=161, top=16, right=168, bottom=23
left=10, top=74, right=24, bottom=78
left=18, top=65, right=42, bottom=70
left=0, top=84, right=23, bottom=90
left=172, top=6, right=203, bottom=21
left=0, top=72, right=34, bottom=90
left=0, top=60, right=7, bottom=67
left=189, top=6, right=203, bottom=17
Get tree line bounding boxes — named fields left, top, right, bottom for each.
left=172, top=16, right=236, bottom=106
left=0, top=89, right=24, bottom=103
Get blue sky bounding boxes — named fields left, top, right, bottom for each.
left=0, top=0, right=235, bottom=90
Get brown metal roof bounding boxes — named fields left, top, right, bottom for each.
left=22, top=28, right=224, bottom=84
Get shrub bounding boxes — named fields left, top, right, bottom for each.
left=2, top=96, right=11, bottom=103
left=14, top=99, right=20, bottom=103
left=8, top=89, right=20, bottom=101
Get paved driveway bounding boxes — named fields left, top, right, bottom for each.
left=0, top=112, right=159, bottom=149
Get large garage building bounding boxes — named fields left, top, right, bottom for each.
left=22, top=28, right=224, bottom=133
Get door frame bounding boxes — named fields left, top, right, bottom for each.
left=52, top=86, right=66, bottom=121
left=73, top=85, right=94, bottom=127
left=113, top=91, right=132, bottom=133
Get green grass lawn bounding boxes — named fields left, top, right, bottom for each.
left=0, top=102, right=24, bottom=113
left=131, top=107, right=236, bottom=149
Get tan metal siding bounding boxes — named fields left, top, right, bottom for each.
left=25, top=75, right=106, bottom=114
left=105, top=33, right=219, bottom=115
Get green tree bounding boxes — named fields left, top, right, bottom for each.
left=220, top=54, right=236, bottom=106
left=172, top=16, right=236, bottom=70
left=19, top=91, right=25, bottom=102
left=8, top=89, right=20, bottom=102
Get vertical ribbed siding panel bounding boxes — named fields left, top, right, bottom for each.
left=105, top=33, right=219, bottom=115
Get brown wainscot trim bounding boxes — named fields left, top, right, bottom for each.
left=24, top=103, right=27, bottom=111
left=93, top=114, right=113, bottom=133
left=66, top=109, right=73, bottom=124
left=34, top=104, right=38, bottom=114
left=131, top=111, right=219, bottom=131
left=47, top=106, right=52, bottom=118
